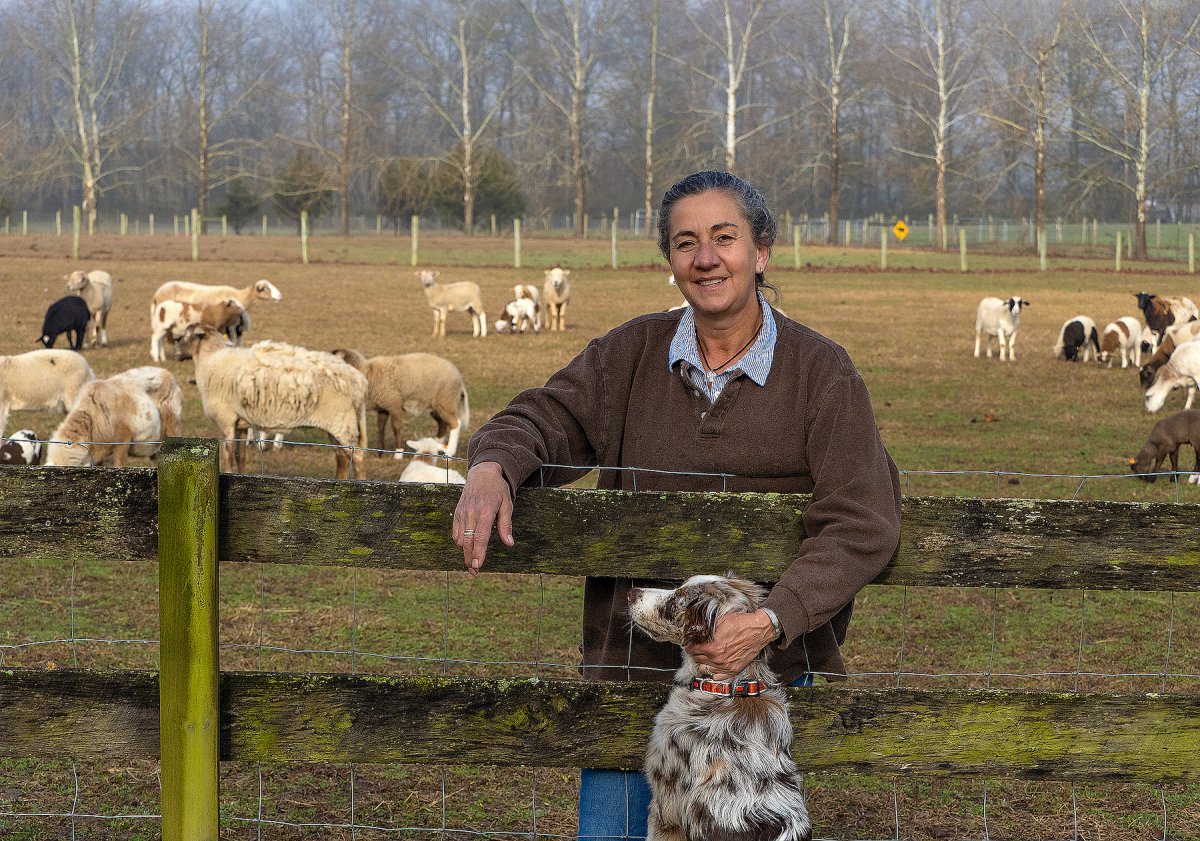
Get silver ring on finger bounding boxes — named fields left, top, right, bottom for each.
left=462, top=529, right=475, bottom=537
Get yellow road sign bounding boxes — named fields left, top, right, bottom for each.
left=892, top=220, right=909, bottom=241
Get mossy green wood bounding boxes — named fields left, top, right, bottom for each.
left=158, top=439, right=220, bottom=841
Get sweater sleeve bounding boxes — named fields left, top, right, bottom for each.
left=467, top=338, right=610, bottom=496
left=760, top=370, right=901, bottom=645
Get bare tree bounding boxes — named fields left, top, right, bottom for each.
left=644, top=0, right=659, bottom=238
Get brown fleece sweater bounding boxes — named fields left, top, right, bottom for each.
left=467, top=308, right=901, bottom=685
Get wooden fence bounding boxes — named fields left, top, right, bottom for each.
left=2, top=438, right=1199, bottom=840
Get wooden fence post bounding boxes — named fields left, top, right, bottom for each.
left=514, top=218, right=522, bottom=269
left=793, top=224, right=800, bottom=268
left=301, top=210, right=309, bottom=265
left=1115, top=231, right=1123, bottom=272
left=72, top=205, right=81, bottom=260
left=158, top=438, right=220, bottom=841
left=410, top=215, right=419, bottom=267
left=611, top=207, right=619, bottom=269
left=191, top=208, right=200, bottom=262
left=149, top=213, right=155, bottom=236
left=1189, top=233, right=1195, bottom=275
left=880, top=226, right=888, bottom=269
left=959, top=228, right=968, bottom=272
left=56, top=209, right=62, bottom=236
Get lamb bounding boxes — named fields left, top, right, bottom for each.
left=0, top=429, right=42, bottom=465
left=0, top=349, right=95, bottom=436
left=182, top=326, right=368, bottom=479
left=514, top=283, right=542, bottom=309
left=973, top=296, right=1029, bottom=361
left=150, top=278, right=281, bottom=348
left=1098, top=316, right=1143, bottom=368
left=64, top=269, right=114, bottom=348
left=1144, top=340, right=1200, bottom=413
left=330, top=347, right=470, bottom=458
left=1053, top=315, right=1100, bottom=362
left=1137, top=321, right=1200, bottom=388
left=39, top=295, right=92, bottom=350
left=1129, top=409, right=1200, bottom=483
left=43, top=366, right=182, bottom=468
left=542, top=267, right=571, bottom=331
left=494, top=297, right=540, bottom=334
left=398, top=437, right=466, bottom=484
left=150, top=297, right=247, bottom=362
left=1135, top=292, right=1199, bottom=345
left=1140, top=326, right=1159, bottom=357
left=417, top=270, right=487, bottom=337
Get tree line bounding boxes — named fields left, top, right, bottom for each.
left=0, top=0, right=1198, bottom=257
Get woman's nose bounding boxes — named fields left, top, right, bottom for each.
left=693, top=240, right=719, bottom=268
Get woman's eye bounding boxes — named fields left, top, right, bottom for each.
left=715, top=234, right=736, bottom=245
left=674, top=240, right=696, bottom=252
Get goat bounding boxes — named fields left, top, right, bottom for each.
left=974, top=296, right=1029, bottom=361
left=1135, top=292, right=1198, bottom=345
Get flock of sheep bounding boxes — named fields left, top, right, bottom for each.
left=0, top=264, right=575, bottom=480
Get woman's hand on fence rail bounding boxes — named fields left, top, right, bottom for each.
left=453, top=461, right=514, bottom=575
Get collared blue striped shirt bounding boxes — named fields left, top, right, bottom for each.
left=667, top=293, right=777, bottom=403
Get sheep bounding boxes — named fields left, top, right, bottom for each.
left=43, top=366, right=182, bottom=468
left=1140, top=325, right=1159, bottom=358
left=1144, top=341, right=1200, bottom=413
left=39, top=295, right=92, bottom=350
left=973, top=296, right=1029, bottom=361
left=0, top=349, right=95, bottom=437
left=181, top=326, right=368, bottom=479
left=329, top=347, right=470, bottom=458
left=1137, top=322, right=1200, bottom=388
left=417, top=270, right=487, bottom=337
left=150, top=297, right=247, bottom=362
left=494, top=297, right=540, bottom=334
left=514, top=283, right=542, bottom=309
left=1098, top=316, right=1143, bottom=368
left=64, top=269, right=114, bottom=348
left=543, top=267, right=571, bottom=331
left=1135, top=292, right=1199, bottom=345
left=150, top=278, right=281, bottom=348
left=1, top=429, right=42, bottom=465
left=398, top=437, right=466, bottom=484
left=1129, top=409, right=1200, bottom=483
left=1053, top=315, right=1100, bottom=362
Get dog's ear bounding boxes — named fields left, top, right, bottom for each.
left=680, top=596, right=716, bottom=646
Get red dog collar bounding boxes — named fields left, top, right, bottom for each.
left=688, top=677, right=772, bottom=696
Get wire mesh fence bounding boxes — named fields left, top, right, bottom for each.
left=2, top=437, right=1199, bottom=839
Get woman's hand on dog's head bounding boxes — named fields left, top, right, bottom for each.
left=453, top=461, right=515, bottom=575
left=686, top=609, right=777, bottom=680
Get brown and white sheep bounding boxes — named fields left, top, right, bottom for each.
left=150, top=297, right=246, bottom=361
left=494, top=297, right=540, bottom=334
left=150, top=278, right=281, bottom=351
left=542, top=267, right=571, bottom=331
left=1135, top=292, right=1199, bottom=345
left=417, top=270, right=487, bottom=337
left=1137, top=321, right=1200, bottom=389
left=0, top=349, right=95, bottom=437
left=1098, top=316, right=1143, bottom=368
left=43, top=366, right=182, bottom=467
left=181, top=327, right=368, bottom=479
left=1, top=429, right=42, bottom=465
left=330, top=347, right=470, bottom=457
left=1129, top=409, right=1200, bottom=483
left=974, top=296, right=1029, bottom=361
left=1145, top=341, right=1200, bottom=413
left=398, top=437, right=466, bottom=484
left=64, top=269, right=114, bottom=348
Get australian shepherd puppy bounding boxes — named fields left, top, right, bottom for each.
left=628, top=574, right=811, bottom=841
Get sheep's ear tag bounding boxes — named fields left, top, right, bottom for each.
left=1129, top=458, right=1137, bottom=465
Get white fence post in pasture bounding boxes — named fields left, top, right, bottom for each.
left=221, top=216, right=228, bottom=237
left=56, top=209, right=61, bottom=236
left=191, top=208, right=200, bottom=261
left=410, top=215, right=419, bottom=267
left=120, top=212, right=127, bottom=236
left=174, top=215, right=179, bottom=236
left=261, top=215, right=268, bottom=237
left=376, top=215, right=382, bottom=237
left=491, top=213, right=497, bottom=238
left=1039, top=230, right=1047, bottom=271
left=611, top=207, right=619, bottom=269
left=583, top=213, right=589, bottom=239
left=1189, top=233, right=1195, bottom=274
left=1156, top=219, right=1161, bottom=251
left=300, top=210, right=309, bottom=265
left=72, top=205, right=81, bottom=260
left=21, top=210, right=27, bottom=236
left=927, top=214, right=933, bottom=243
left=514, top=218, right=522, bottom=269
left=149, top=213, right=155, bottom=236
left=959, top=227, right=968, bottom=272
left=1092, top=218, right=1098, bottom=246
left=880, top=226, right=888, bottom=269
left=793, top=224, right=801, bottom=268
left=1115, top=231, right=1123, bottom=272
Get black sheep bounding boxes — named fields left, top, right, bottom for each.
left=39, top=294, right=92, bottom=350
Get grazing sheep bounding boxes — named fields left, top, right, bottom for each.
left=43, top=366, right=182, bottom=468
left=1137, top=322, right=1200, bottom=388
left=64, top=269, right=114, bottom=348
left=150, top=278, right=280, bottom=347
left=514, top=283, right=542, bottom=309
left=1129, top=409, right=1200, bottom=483
left=1135, top=292, right=1199, bottom=344
left=494, top=297, right=540, bottom=334
left=330, top=347, right=470, bottom=458
left=398, top=437, right=466, bottom=484
left=0, top=349, right=94, bottom=437
left=1098, top=316, right=1144, bottom=368
left=150, top=297, right=247, bottom=362
left=1139, top=325, right=1159, bottom=358
left=1, top=429, right=42, bottom=465
left=543, top=267, right=571, bottom=331
left=973, top=296, right=1029, bottom=361
left=39, top=295, right=92, bottom=350
left=1053, top=315, right=1100, bottom=362
left=1144, top=341, right=1200, bottom=412
left=182, top=327, right=368, bottom=479
left=417, top=270, right=487, bottom=337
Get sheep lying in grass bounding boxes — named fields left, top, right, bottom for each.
left=330, top=347, right=470, bottom=457
left=0, top=349, right=94, bottom=437
left=417, top=270, right=487, bottom=337
left=398, top=437, right=466, bottom=484
left=182, top=326, right=368, bottom=479
left=43, top=367, right=182, bottom=467
left=150, top=278, right=281, bottom=351
left=1129, top=409, right=1200, bottom=484
left=64, top=269, right=114, bottom=348
left=542, top=267, right=571, bottom=331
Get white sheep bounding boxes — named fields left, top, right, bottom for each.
left=330, top=347, right=470, bottom=458
left=494, top=297, right=540, bottom=334
left=150, top=278, right=281, bottom=355
left=1098, top=316, right=1144, bottom=368
left=181, top=326, right=368, bottom=479
left=0, top=349, right=95, bottom=437
left=417, top=270, right=487, bottom=337
left=398, top=437, right=466, bottom=484
left=974, top=296, right=1029, bottom=361
left=150, top=297, right=246, bottom=362
left=543, top=267, right=571, bottom=331
left=1145, top=341, right=1200, bottom=413
left=43, top=366, right=182, bottom=467
left=64, top=269, right=114, bottom=348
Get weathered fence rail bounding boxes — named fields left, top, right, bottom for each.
left=2, top=438, right=1199, bottom=838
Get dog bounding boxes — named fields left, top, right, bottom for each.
left=628, top=574, right=811, bottom=841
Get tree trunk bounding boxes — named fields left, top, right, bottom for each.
left=643, top=0, right=658, bottom=240
left=197, top=2, right=210, bottom=235
left=828, top=78, right=841, bottom=245
left=338, top=10, right=354, bottom=238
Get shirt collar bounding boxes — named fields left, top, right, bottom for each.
left=668, top=293, right=777, bottom=387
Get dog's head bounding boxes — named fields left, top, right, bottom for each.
left=628, top=574, right=765, bottom=646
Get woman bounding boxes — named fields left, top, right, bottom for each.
left=454, top=170, right=901, bottom=840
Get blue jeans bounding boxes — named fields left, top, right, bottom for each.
left=576, top=674, right=815, bottom=840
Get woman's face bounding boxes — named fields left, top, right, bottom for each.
left=666, top=190, right=769, bottom=323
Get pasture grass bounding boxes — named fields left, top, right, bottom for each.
left=1, top=232, right=1199, bottom=838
